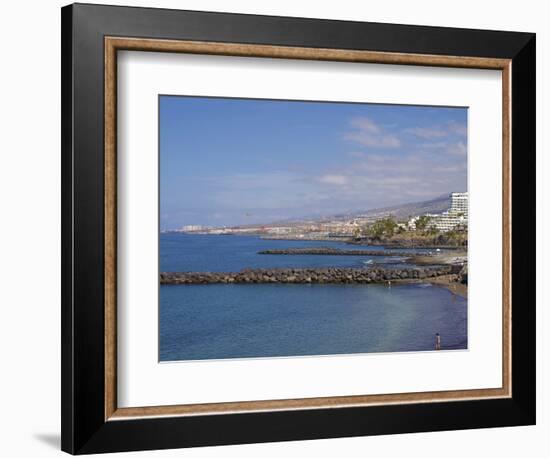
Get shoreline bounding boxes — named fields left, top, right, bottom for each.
left=393, top=275, right=467, bottom=298
left=262, top=235, right=465, bottom=249
left=430, top=275, right=468, bottom=298
left=168, top=232, right=466, bottom=250
left=407, top=251, right=467, bottom=266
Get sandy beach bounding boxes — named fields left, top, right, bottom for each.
left=401, top=250, right=468, bottom=297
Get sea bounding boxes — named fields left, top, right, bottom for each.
left=159, top=233, right=467, bottom=361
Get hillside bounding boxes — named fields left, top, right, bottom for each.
left=236, top=194, right=455, bottom=228
left=354, top=194, right=452, bottom=221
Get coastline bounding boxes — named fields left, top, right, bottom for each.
left=394, top=275, right=467, bottom=298
left=173, top=232, right=466, bottom=250
left=430, top=275, right=468, bottom=298
left=406, top=252, right=467, bottom=297
left=407, top=251, right=467, bottom=266
left=258, top=234, right=465, bottom=249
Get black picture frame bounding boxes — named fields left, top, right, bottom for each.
left=61, top=3, right=536, bottom=454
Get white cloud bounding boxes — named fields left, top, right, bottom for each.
left=172, top=128, right=466, bottom=226
left=446, top=141, right=467, bottom=156
left=404, top=126, right=448, bottom=139
left=350, top=117, right=381, bottom=133
left=447, top=120, right=468, bottom=136
left=347, top=151, right=367, bottom=158
left=432, top=164, right=467, bottom=173
left=317, top=151, right=467, bottom=206
left=317, top=174, right=349, bottom=186
left=344, top=117, right=401, bottom=148
left=406, top=120, right=467, bottom=140
left=418, top=140, right=467, bottom=157
left=419, top=142, right=449, bottom=149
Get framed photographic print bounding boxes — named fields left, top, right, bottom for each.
left=61, top=3, right=536, bottom=454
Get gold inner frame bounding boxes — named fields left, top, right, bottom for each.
left=104, top=37, right=512, bottom=421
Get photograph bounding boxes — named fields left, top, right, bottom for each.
left=53, top=2, right=536, bottom=455
left=159, top=96, right=469, bottom=362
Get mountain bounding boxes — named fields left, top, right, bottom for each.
left=351, top=194, right=452, bottom=221
left=258, top=194, right=453, bottom=227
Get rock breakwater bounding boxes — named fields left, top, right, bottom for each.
left=258, top=247, right=425, bottom=257
left=160, top=266, right=459, bottom=285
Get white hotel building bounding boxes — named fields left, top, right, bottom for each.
left=449, top=192, right=468, bottom=218
left=179, top=225, right=206, bottom=232
left=409, top=192, right=468, bottom=232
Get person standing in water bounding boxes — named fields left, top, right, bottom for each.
left=435, top=333, right=441, bottom=350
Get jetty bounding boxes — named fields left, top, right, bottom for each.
left=258, top=247, right=426, bottom=257
left=160, top=265, right=461, bottom=285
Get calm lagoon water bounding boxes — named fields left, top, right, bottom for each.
left=159, top=233, right=467, bottom=361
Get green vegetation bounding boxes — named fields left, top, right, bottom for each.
left=360, top=216, right=467, bottom=247
left=414, top=215, right=432, bottom=232
left=441, top=229, right=465, bottom=242
left=424, top=225, right=439, bottom=237
left=364, top=217, right=398, bottom=238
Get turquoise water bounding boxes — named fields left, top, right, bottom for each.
left=159, top=234, right=467, bottom=361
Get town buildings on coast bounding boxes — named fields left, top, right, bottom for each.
left=174, top=192, right=468, bottom=238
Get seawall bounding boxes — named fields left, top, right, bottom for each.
left=258, top=248, right=425, bottom=257
left=160, top=266, right=459, bottom=285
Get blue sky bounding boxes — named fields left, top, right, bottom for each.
left=160, top=96, right=467, bottom=230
